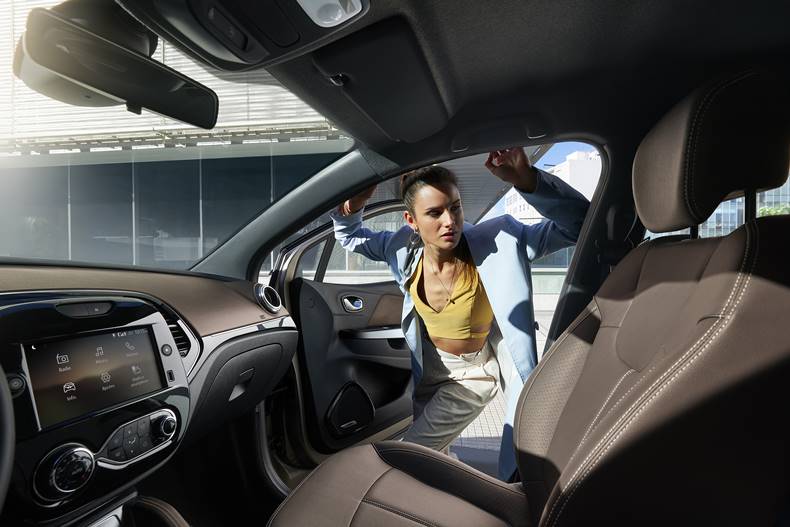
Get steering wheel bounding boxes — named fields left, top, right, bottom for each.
left=0, top=363, right=14, bottom=514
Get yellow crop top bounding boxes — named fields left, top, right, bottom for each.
left=409, top=256, right=494, bottom=340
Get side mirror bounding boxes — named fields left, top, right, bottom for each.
left=14, top=4, right=218, bottom=129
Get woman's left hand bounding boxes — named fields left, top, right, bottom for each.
left=485, top=147, right=538, bottom=193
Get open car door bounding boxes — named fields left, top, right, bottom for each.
left=270, top=203, right=413, bottom=465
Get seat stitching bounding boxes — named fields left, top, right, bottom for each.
left=267, top=447, right=367, bottom=526
left=516, top=302, right=599, bottom=418
left=349, top=467, right=393, bottom=526
left=546, top=223, right=753, bottom=525
left=552, top=223, right=754, bottom=526
left=575, top=369, right=635, bottom=452
left=372, top=444, right=526, bottom=498
left=514, top=303, right=600, bottom=485
left=548, top=221, right=756, bottom=527
left=684, top=72, right=755, bottom=220
left=360, top=498, right=440, bottom=527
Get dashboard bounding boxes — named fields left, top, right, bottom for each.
left=0, top=264, right=298, bottom=526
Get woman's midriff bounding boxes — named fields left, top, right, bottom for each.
left=429, top=328, right=490, bottom=355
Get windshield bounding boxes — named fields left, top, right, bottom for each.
left=0, top=1, right=352, bottom=271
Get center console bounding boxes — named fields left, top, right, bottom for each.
left=0, top=292, right=191, bottom=524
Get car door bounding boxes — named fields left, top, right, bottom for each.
left=272, top=203, right=413, bottom=455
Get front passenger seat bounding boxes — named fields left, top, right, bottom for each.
left=268, top=70, right=790, bottom=526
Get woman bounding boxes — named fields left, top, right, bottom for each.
left=332, top=147, right=589, bottom=479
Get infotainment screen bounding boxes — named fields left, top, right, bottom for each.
left=25, top=327, right=164, bottom=429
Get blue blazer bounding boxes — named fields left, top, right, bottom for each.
left=331, top=169, right=590, bottom=479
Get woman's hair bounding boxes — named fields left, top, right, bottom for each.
left=400, top=165, right=458, bottom=214
left=400, top=166, right=476, bottom=287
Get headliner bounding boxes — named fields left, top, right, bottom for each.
left=265, top=0, right=790, bottom=167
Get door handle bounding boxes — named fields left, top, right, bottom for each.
left=342, top=295, right=364, bottom=312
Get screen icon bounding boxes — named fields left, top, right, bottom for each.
left=131, top=365, right=142, bottom=376
left=100, top=371, right=111, bottom=383
left=95, top=346, right=104, bottom=357
left=124, top=342, right=136, bottom=352
left=56, top=353, right=69, bottom=365
left=63, top=382, right=76, bottom=393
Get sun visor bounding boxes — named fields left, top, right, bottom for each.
left=312, top=18, right=449, bottom=143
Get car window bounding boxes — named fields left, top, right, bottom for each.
left=758, top=180, right=790, bottom=217
left=0, top=0, right=352, bottom=271
left=646, top=172, right=790, bottom=241
left=323, top=211, right=406, bottom=284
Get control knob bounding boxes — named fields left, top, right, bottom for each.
left=152, top=414, right=177, bottom=441
left=34, top=443, right=95, bottom=501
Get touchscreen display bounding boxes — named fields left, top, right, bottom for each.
left=25, top=327, right=164, bottom=428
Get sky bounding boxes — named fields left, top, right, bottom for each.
left=480, top=141, right=597, bottom=221
left=535, top=141, right=595, bottom=170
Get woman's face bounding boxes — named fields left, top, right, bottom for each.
left=405, top=183, right=464, bottom=251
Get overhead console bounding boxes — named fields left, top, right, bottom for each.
left=117, top=0, right=369, bottom=70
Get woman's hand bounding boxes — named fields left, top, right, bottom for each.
left=341, top=184, right=377, bottom=215
left=485, top=147, right=538, bottom=193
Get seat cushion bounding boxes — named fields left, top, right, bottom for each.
left=267, top=441, right=530, bottom=527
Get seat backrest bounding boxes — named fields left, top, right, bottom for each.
left=514, top=70, right=790, bottom=526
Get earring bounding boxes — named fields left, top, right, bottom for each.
left=408, top=228, right=422, bottom=249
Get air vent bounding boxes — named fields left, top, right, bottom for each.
left=168, top=322, right=191, bottom=357
left=254, top=284, right=282, bottom=314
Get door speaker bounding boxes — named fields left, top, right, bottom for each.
left=325, top=382, right=375, bottom=438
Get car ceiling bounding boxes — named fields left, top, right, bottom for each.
left=366, top=145, right=548, bottom=223
left=119, top=0, right=790, bottom=170
left=264, top=0, right=790, bottom=166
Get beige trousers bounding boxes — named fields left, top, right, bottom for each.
left=403, top=341, right=500, bottom=451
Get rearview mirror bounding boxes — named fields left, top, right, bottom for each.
left=14, top=6, right=218, bottom=129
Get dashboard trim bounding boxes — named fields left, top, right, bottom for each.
left=191, top=316, right=296, bottom=381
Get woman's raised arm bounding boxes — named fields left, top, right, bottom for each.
left=331, top=184, right=400, bottom=263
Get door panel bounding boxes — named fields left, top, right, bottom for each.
left=291, top=277, right=412, bottom=453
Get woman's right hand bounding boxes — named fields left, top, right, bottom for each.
left=343, top=184, right=377, bottom=215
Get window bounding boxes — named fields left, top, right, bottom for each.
left=323, top=210, right=406, bottom=284
left=758, top=178, right=790, bottom=217
left=0, top=0, right=353, bottom=271
left=647, top=171, right=790, bottom=241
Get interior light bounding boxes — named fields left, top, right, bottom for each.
left=296, top=0, right=363, bottom=28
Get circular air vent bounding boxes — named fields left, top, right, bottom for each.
left=255, top=284, right=282, bottom=314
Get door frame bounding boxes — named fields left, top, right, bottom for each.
left=270, top=199, right=405, bottom=311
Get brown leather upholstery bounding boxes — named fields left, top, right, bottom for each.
left=267, top=442, right=529, bottom=527
left=633, top=70, right=790, bottom=232
left=268, top=71, right=790, bottom=526
left=517, top=219, right=790, bottom=525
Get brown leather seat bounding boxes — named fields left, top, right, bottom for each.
left=268, top=70, right=790, bottom=527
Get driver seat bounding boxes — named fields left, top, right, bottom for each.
left=268, top=70, right=790, bottom=526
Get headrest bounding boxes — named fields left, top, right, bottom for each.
left=633, top=71, right=790, bottom=233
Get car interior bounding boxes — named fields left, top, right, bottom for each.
left=1, top=1, right=790, bottom=526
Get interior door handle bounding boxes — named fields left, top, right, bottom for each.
left=342, top=295, right=364, bottom=312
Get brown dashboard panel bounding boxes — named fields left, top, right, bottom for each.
left=0, top=265, right=285, bottom=336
